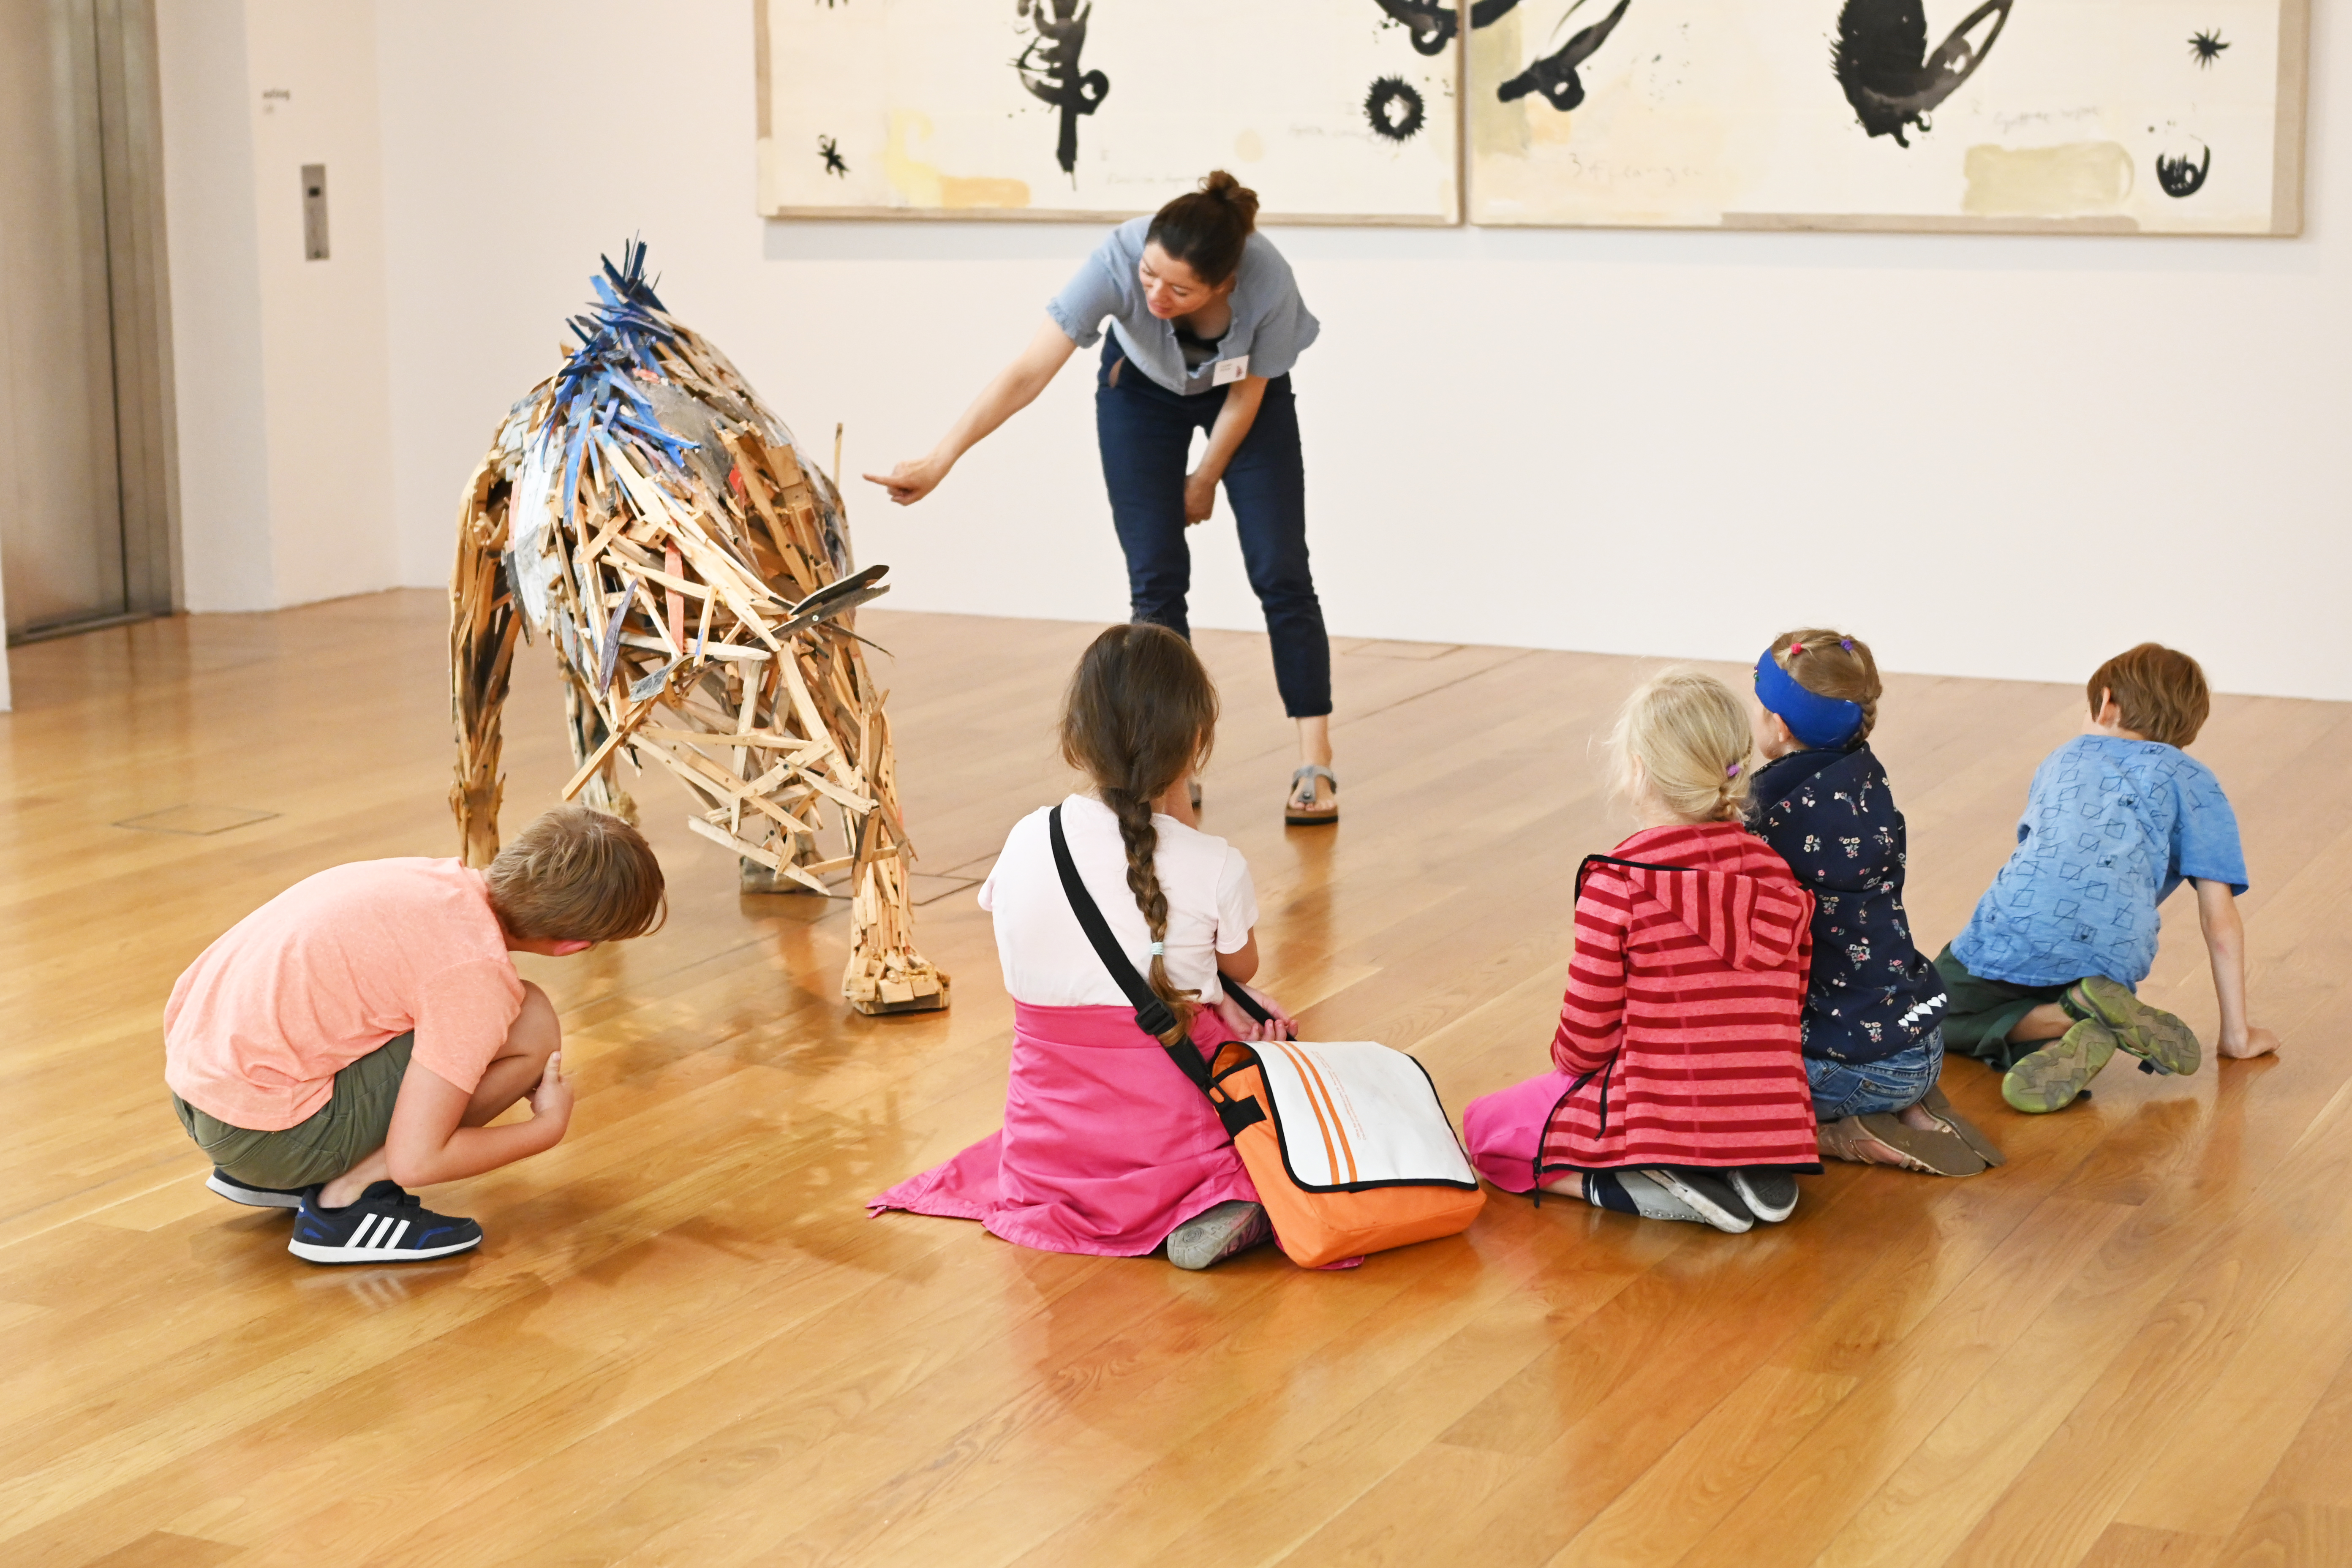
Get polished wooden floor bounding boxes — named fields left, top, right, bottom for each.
left=2, top=592, right=2347, bottom=1567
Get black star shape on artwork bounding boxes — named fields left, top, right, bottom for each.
left=2189, top=29, right=2229, bottom=67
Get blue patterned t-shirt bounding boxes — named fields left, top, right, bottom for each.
left=1951, top=735, right=2247, bottom=988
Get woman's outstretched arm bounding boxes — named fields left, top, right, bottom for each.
left=863, top=317, right=1078, bottom=505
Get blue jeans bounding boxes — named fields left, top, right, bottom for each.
left=1805, top=1028, right=1946, bottom=1121
left=1093, top=338, right=1331, bottom=718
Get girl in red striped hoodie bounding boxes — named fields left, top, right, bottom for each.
left=1463, top=669, right=1821, bottom=1233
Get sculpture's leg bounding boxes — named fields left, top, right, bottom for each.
left=562, top=669, right=638, bottom=825
left=833, top=646, right=949, bottom=1015
left=450, top=459, right=517, bottom=869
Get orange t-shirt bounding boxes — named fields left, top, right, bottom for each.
left=164, top=858, right=526, bottom=1131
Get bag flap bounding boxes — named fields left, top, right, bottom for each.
left=1251, top=1041, right=1479, bottom=1191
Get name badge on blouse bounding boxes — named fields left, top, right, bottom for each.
left=1211, top=354, right=1250, bottom=387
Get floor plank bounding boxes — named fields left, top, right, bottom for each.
left=1, top=592, right=2345, bottom=1568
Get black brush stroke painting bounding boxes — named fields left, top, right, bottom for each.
left=817, top=134, right=849, bottom=177
left=1374, top=0, right=1457, bottom=55
left=1497, top=0, right=1634, bottom=112
left=2189, top=29, right=2229, bottom=67
left=1365, top=76, right=1428, bottom=140
left=1369, top=0, right=1521, bottom=57
left=2156, top=143, right=2211, bottom=196
left=1016, top=0, right=1109, bottom=179
left=1835, top=0, right=2014, bottom=147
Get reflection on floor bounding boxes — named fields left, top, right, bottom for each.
left=0, top=591, right=2345, bottom=1566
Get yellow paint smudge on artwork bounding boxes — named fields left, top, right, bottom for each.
left=1963, top=142, right=2134, bottom=216
left=1469, top=10, right=1530, bottom=161
left=941, top=177, right=1030, bottom=208
left=885, top=111, right=1029, bottom=210
left=1529, top=105, right=1575, bottom=147
left=1234, top=128, right=1265, bottom=162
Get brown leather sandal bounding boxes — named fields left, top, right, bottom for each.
left=1916, top=1085, right=2006, bottom=1168
left=1818, top=1114, right=1987, bottom=1176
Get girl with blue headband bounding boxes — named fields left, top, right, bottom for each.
left=1747, top=629, right=2004, bottom=1176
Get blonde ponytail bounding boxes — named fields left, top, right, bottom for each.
left=1609, top=668, right=1754, bottom=824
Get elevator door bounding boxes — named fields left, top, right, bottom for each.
left=0, top=0, right=130, bottom=639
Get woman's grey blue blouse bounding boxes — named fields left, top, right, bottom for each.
left=1046, top=216, right=1320, bottom=397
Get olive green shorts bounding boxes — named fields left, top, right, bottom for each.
left=172, top=1032, right=414, bottom=1190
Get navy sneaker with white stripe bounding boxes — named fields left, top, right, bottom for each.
left=289, top=1181, right=482, bottom=1265
left=207, top=1168, right=308, bottom=1209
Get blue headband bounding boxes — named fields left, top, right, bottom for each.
left=1754, top=650, right=1863, bottom=750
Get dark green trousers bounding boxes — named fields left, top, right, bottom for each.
left=1932, top=946, right=2073, bottom=1071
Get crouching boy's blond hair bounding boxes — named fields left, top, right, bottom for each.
left=486, top=804, right=666, bottom=942
left=1609, top=669, right=1755, bottom=825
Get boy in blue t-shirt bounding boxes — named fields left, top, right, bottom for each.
left=1936, top=643, right=2279, bottom=1113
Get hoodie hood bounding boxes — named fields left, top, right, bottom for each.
left=1605, top=828, right=1812, bottom=973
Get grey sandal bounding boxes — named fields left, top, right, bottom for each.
left=1285, top=764, right=1338, bottom=827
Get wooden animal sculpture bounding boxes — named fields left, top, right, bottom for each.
left=449, top=243, right=948, bottom=1015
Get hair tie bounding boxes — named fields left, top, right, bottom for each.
left=1788, top=642, right=1805, bottom=655
left=1149, top=942, right=1165, bottom=956
left=1726, top=763, right=1742, bottom=779
left=1840, top=638, right=1854, bottom=651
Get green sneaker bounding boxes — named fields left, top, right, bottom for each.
left=2004, top=1018, right=2120, bottom=1113
left=2068, top=976, right=2201, bottom=1077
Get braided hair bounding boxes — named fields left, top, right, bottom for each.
left=1059, top=623, right=1220, bottom=1034
left=1767, top=628, right=1882, bottom=742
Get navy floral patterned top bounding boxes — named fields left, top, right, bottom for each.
left=1748, top=744, right=1947, bottom=1064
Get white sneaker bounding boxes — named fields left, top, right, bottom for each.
left=1642, top=1168, right=1758, bottom=1233
left=1573, top=1168, right=1757, bottom=1233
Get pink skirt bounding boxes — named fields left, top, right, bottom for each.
left=1462, top=1069, right=1580, bottom=1195
left=868, top=1003, right=1258, bottom=1258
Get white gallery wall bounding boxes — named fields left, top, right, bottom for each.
left=164, top=0, right=2352, bottom=700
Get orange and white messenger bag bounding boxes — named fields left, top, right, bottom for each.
left=1049, top=807, right=1485, bottom=1268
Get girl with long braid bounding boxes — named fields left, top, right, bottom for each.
left=871, top=624, right=1297, bottom=1269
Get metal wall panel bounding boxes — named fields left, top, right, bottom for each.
left=0, top=0, right=176, bottom=642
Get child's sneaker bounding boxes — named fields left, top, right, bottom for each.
left=1728, top=1168, right=1800, bottom=1223
left=1579, top=1168, right=1755, bottom=1233
left=2003, top=1018, right=2120, bottom=1113
left=289, top=1181, right=483, bottom=1264
left=206, top=1168, right=308, bottom=1209
left=1166, top=1200, right=1272, bottom=1270
left=2068, top=976, right=2201, bottom=1077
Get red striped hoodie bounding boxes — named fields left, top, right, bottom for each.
left=1538, top=821, right=1821, bottom=1174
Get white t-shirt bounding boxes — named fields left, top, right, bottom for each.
left=980, top=794, right=1259, bottom=1007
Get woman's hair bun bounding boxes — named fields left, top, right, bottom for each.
left=1200, top=169, right=1258, bottom=216
left=1147, top=172, right=1259, bottom=286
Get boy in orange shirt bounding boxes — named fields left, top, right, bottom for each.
left=165, top=806, right=664, bottom=1264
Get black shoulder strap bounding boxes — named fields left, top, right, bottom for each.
left=1048, top=806, right=1209, bottom=1092
left=1574, top=852, right=1692, bottom=899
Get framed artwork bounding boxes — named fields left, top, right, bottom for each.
left=755, top=0, right=1461, bottom=224
left=1466, top=0, right=2309, bottom=234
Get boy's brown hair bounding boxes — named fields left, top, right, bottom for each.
left=486, top=804, right=666, bottom=942
left=1768, top=628, right=1883, bottom=741
left=2088, top=643, right=2210, bottom=748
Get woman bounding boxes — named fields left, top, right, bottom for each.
left=865, top=172, right=1338, bottom=826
